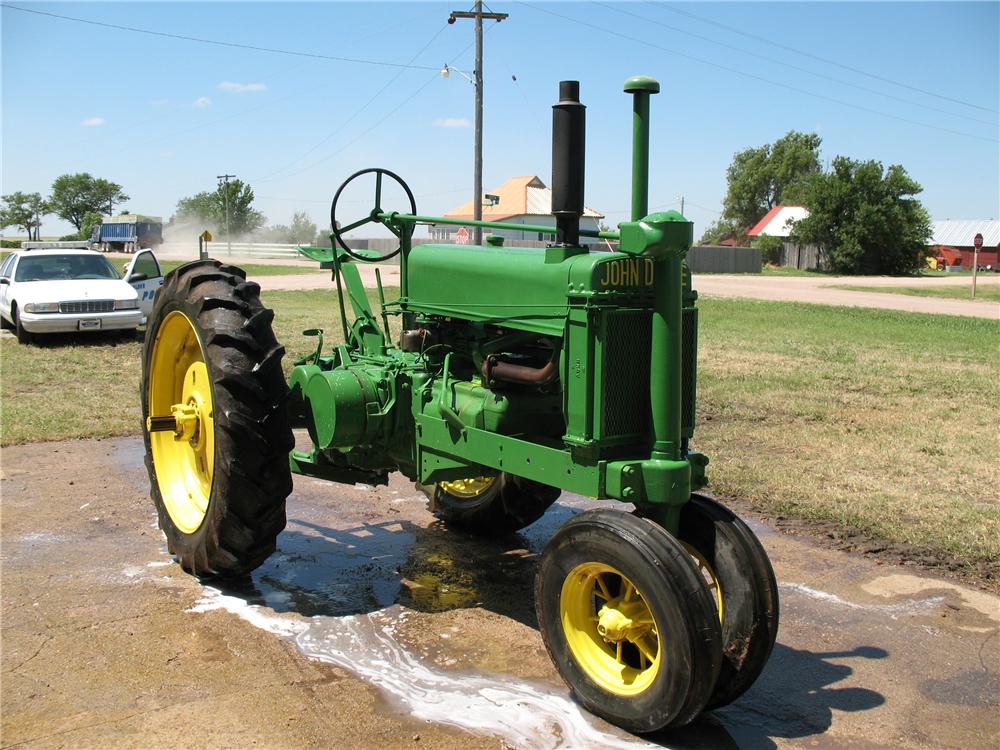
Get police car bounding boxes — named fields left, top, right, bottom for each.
left=0, top=244, right=163, bottom=344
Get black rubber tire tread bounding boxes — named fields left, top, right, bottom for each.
left=141, top=259, right=294, bottom=578
left=535, top=509, right=723, bottom=733
left=678, top=493, right=779, bottom=710
left=433, top=472, right=560, bottom=535
left=13, top=305, right=32, bottom=345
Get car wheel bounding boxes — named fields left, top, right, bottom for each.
left=12, top=305, right=32, bottom=345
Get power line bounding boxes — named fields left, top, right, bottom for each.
left=253, top=23, right=452, bottom=182
left=517, top=2, right=997, bottom=144
left=650, top=1, right=998, bottom=115
left=597, top=1, right=996, bottom=128
left=2, top=4, right=443, bottom=71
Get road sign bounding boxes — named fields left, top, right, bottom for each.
left=974, top=233, right=983, bottom=249
left=200, top=230, right=213, bottom=242
left=455, top=226, right=470, bottom=245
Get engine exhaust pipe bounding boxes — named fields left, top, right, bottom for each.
left=551, top=80, right=586, bottom=247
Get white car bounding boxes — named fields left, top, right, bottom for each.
left=0, top=248, right=164, bottom=344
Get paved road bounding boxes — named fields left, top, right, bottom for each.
left=3, top=437, right=997, bottom=749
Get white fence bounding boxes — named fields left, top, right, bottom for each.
left=204, top=241, right=302, bottom=259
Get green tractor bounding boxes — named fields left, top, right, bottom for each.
left=141, top=77, right=777, bottom=733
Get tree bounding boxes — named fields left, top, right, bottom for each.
left=0, top=192, right=49, bottom=240
left=175, top=179, right=264, bottom=237
left=81, top=211, right=103, bottom=243
left=790, top=157, right=931, bottom=275
left=697, top=217, right=739, bottom=246
left=721, top=131, right=822, bottom=241
left=49, top=173, right=129, bottom=230
left=288, top=212, right=317, bottom=245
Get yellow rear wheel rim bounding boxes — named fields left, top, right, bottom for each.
left=560, top=563, right=660, bottom=696
left=438, top=476, right=496, bottom=498
left=148, top=311, right=215, bottom=534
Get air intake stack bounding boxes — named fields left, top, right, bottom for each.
left=551, top=80, right=586, bottom=247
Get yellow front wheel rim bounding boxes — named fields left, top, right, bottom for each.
left=148, top=311, right=215, bottom=534
left=560, top=563, right=660, bottom=696
left=683, top=543, right=724, bottom=624
left=438, top=476, right=496, bottom=498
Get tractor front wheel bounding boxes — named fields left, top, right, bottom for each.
left=535, top=510, right=722, bottom=733
left=141, top=260, right=293, bottom=578
left=678, top=494, right=779, bottom=709
left=433, top=473, right=560, bottom=535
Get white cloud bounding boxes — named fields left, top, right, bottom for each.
left=80, top=116, right=105, bottom=127
left=218, top=81, right=267, bottom=93
left=433, top=117, right=471, bottom=128
left=193, top=96, right=212, bottom=108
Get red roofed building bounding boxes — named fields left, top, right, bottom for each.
left=747, top=205, right=809, bottom=238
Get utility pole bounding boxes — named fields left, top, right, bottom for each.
left=680, top=196, right=685, bottom=216
left=217, top=174, right=235, bottom=255
left=448, top=2, right=507, bottom=245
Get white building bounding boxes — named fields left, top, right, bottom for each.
left=747, top=205, right=809, bottom=238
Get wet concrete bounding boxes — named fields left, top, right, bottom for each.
left=2, top=436, right=998, bottom=749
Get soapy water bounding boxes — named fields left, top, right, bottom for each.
left=177, top=497, right=672, bottom=749
left=189, top=588, right=661, bottom=750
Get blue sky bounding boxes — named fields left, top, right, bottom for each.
left=2, top=1, right=998, bottom=240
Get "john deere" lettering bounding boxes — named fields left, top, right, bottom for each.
left=599, top=257, right=655, bottom=287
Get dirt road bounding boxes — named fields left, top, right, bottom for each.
left=3, top=437, right=997, bottom=749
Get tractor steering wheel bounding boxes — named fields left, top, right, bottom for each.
left=330, top=168, right=417, bottom=263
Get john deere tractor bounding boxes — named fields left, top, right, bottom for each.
left=141, top=77, right=777, bottom=733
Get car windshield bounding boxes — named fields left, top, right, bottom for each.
left=14, top=254, right=120, bottom=282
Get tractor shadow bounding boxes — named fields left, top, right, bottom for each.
left=214, top=499, right=886, bottom=749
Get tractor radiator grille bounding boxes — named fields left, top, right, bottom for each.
left=59, top=300, right=114, bottom=314
left=602, top=309, right=651, bottom=439
left=681, top=306, right=698, bottom=437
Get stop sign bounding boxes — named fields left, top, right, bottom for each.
left=455, top=226, right=470, bottom=245
left=974, top=232, right=983, bottom=249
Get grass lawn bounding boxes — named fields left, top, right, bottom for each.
left=157, top=259, right=323, bottom=277
left=832, top=283, right=1000, bottom=303
left=0, top=252, right=322, bottom=277
left=1, top=293, right=996, bottom=575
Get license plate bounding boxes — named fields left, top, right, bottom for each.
left=78, top=319, right=101, bottom=330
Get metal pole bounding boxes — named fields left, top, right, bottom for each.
left=474, top=1, right=484, bottom=246
left=680, top=196, right=685, bottom=216
left=972, top=246, right=979, bottom=298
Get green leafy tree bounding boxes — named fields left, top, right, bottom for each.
left=721, top=131, right=822, bottom=242
left=753, top=235, right=785, bottom=265
left=81, top=211, right=103, bottom=242
left=1, top=191, right=49, bottom=240
left=697, top=217, right=739, bottom=246
left=790, top=157, right=931, bottom=275
left=49, top=173, right=129, bottom=230
left=175, top=179, right=265, bottom=237
left=288, top=212, right=317, bottom=245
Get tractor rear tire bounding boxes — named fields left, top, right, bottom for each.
left=433, top=473, right=560, bottom=535
left=535, top=509, right=723, bottom=732
left=678, top=494, right=779, bottom=710
left=141, top=260, right=293, bottom=578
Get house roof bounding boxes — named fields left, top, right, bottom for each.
left=930, top=219, right=999, bottom=247
left=444, top=176, right=604, bottom=221
left=747, top=205, right=809, bottom=237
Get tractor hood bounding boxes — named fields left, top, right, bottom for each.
left=405, top=244, right=655, bottom=337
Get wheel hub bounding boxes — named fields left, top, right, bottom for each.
left=597, top=599, right=650, bottom=643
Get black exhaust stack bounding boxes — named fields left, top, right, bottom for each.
left=552, top=80, right=586, bottom=247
